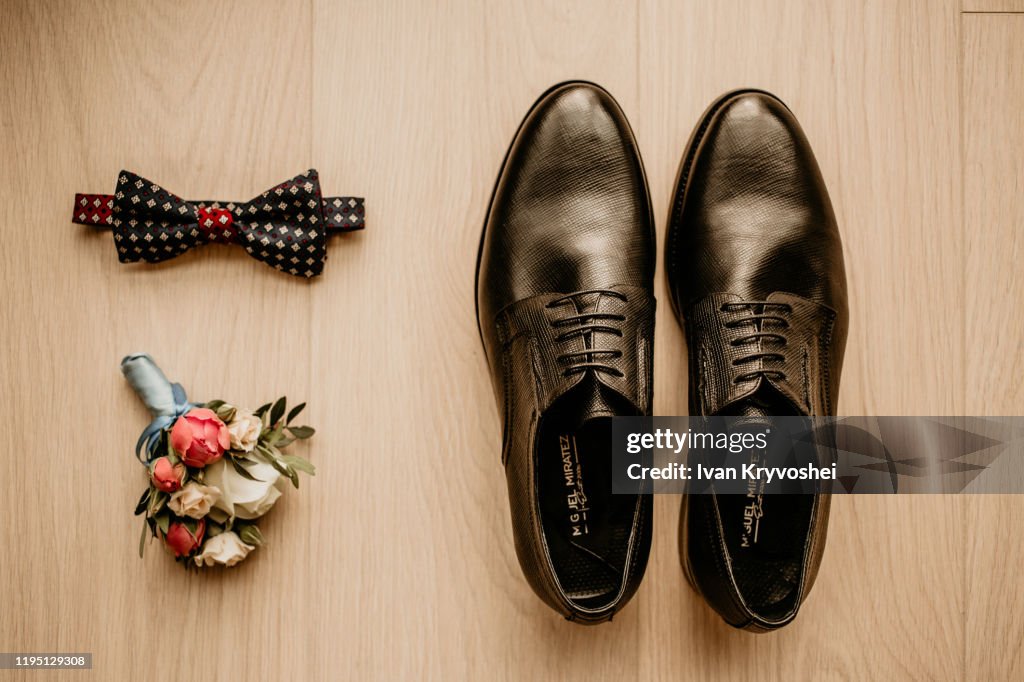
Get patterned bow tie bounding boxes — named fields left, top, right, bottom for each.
left=73, top=169, right=364, bottom=277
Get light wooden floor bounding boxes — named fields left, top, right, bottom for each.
left=1, top=1, right=1022, bottom=680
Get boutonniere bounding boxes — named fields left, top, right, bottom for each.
left=122, top=354, right=315, bottom=568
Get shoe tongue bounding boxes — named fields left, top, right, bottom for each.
left=564, top=374, right=628, bottom=429
left=723, top=381, right=799, bottom=419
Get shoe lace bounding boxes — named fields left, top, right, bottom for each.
left=720, top=301, right=792, bottom=384
left=546, top=289, right=627, bottom=378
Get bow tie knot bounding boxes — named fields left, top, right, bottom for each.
left=73, top=169, right=364, bottom=277
left=197, top=206, right=237, bottom=243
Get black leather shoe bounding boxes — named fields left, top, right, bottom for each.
left=476, top=81, right=655, bottom=624
left=666, top=90, right=849, bottom=631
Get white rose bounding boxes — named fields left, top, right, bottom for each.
left=227, top=409, right=263, bottom=453
left=203, top=458, right=285, bottom=522
left=167, top=482, right=220, bottom=519
left=194, top=531, right=254, bottom=567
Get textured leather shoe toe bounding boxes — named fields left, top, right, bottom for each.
left=476, top=81, right=655, bottom=624
left=666, top=90, right=848, bottom=632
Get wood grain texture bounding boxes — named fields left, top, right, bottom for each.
left=963, top=1, right=1024, bottom=12
left=0, top=0, right=1018, bottom=680
left=963, top=14, right=1024, bottom=681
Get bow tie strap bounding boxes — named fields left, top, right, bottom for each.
left=72, top=169, right=364, bottom=278
left=321, top=196, right=365, bottom=233
left=72, top=193, right=116, bottom=226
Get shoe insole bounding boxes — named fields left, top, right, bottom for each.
left=716, top=388, right=814, bottom=619
left=712, top=428, right=815, bottom=618
left=537, top=378, right=638, bottom=608
left=717, top=487, right=813, bottom=618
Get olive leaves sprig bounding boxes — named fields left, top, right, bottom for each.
left=203, top=397, right=316, bottom=488
left=249, top=397, right=316, bottom=488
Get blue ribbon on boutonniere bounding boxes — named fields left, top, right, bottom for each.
left=121, top=354, right=196, bottom=464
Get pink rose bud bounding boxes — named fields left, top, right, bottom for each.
left=151, top=456, right=186, bottom=493
left=170, top=408, right=230, bottom=468
left=164, top=519, right=206, bottom=557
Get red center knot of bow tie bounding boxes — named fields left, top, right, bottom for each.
left=197, top=206, right=237, bottom=244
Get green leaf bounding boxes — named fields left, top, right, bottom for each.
left=148, top=490, right=168, bottom=518
left=139, top=522, right=149, bottom=558
left=155, top=512, right=170, bottom=535
left=215, top=404, right=236, bottom=423
left=261, top=427, right=281, bottom=446
left=287, top=425, right=315, bottom=439
left=275, top=435, right=296, bottom=448
left=269, top=396, right=286, bottom=426
left=286, top=402, right=306, bottom=424
left=253, top=402, right=272, bottom=417
left=134, top=487, right=152, bottom=516
left=280, top=454, right=316, bottom=476
left=255, top=443, right=280, bottom=464
left=205, top=400, right=226, bottom=412
left=265, top=451, right=288, bottom=473
left=265, top=454, right=299, bottom=488
left=238, top=525, right=264, bottom=547
left=230, top=457, right=264, bottom=482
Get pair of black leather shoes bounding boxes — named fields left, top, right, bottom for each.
left=476, top=81, right=847, bottom=629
